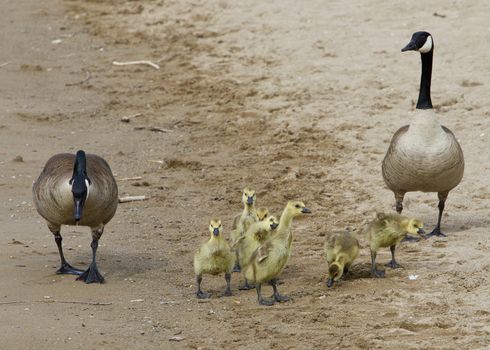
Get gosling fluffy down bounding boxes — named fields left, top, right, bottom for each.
left=230, top=188, right=258, bottom=272
left=243, top=200, right=311, bottom=306
left=234, top=216, right=278, bottom=290
left=256, top=207, right=270, bottom=221
left=194, top=219, right=235, bottom=299
left=365, top=212, right=424, bottom=278
left=324, top=231, right=360, bottom=288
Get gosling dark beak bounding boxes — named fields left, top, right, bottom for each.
left=301, top=207, right=311, bottom=214
left=326, top=278, right=334, bottom=288
left=247, top=197, right=254, bottom=205
left=417, top=228, right=427, bottom=240
left=213, top=228, right=219, bottom=236
left=270, top=223, right=278, bottom=230
left=74, top=199, right=83, bottom=222
left=401, top=40, right=417, bottom=52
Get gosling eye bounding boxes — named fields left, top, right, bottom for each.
left=295, top=204, right=300, bottom=209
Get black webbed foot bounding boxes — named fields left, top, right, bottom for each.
left=238, top=280, right=254, bottom=290
left=427, top=227, right=446, bottom=238
left=76, top=263, right=105, bottom=283
left=57, top=262, right=84, bottom=276
left=196, top=290, right=211, bottom=299
left=232, top=262, right=241, bottom=272
left=259, top=297, right=275, bottom=306
left=371, top=269, right=385, bottom=278
left=221, top=289, right=232, bottom=297
left=385, top=260, right=403, bottom=269
left=272, top=293, right=289, bottom=302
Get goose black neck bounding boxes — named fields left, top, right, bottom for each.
left=73, top=150, right=87, bottom=177
left=416, top=50, right=433, bottom=109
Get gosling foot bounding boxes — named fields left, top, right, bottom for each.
left=259, top=297, right=275, bottom=306
left=56, top=262, right=84, bottom=275
left=371, top=269, right=385, bottom=278
left=238, top=281, right=254, bottom=290
left=232, top=262, right=241, bottom=272
left=221, top=288, right=232, bottom=297
left=196, top=290, right=211, bottom=299
left=385, top=260, right=403, bottom=269
left=76, top=263, right=105, bottom=283
left=273, top=293, right=289, bottom=303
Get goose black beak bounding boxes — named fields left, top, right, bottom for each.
left=213, top=228, right=219, bottom=236
left=326, top=278, right=334, bottom=288
left=74, top=199, right=84, bottom=222
left=401, top=40, right=417, bottom=52
left=247, top=197, right=254, bottom=205
left=301, top=207, right=311, bottom=214
left=417, top=228, right=425, bottom=235
left=270, top=223, right=278, bottom=230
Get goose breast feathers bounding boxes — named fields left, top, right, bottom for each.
left=382, top=111, right=464, bottom=193
left=33, top=153, right=118, bottom=228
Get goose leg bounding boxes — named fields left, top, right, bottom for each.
left=256, top=283, right=274, bottom=306
left=385, top=245, right=403, bottom=269
left=222, top=273, right=232, bottom=297
left=77, top=227, right=105, bottom=283
left=51, top=229, right=83, bottom=275
left=395, top=192, right=405, bottom=214
left=270, top=278, right=289, bottom=302
left=427, top=192, right=448, bottom=237
left=370, top=249, right=385, bottom=278
left=196, top=274, right=210, bottom=299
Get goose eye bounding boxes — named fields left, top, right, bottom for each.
left=295, top=204, right=300, bottom=208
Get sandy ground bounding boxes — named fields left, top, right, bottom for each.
left=1, top=0, right=490, bottom=349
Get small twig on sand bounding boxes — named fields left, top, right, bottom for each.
left=119, top=195, right=148, bottom=203
left=118, top=176, right=143, bottom=181
left=46, top=300, right=112, bottom=306
left=148, top=160, right=164, bottom=164
left=120, top=113, right=143, bottom=123
left=66, top=68, right=91, bottom=86
left=0, top=300, right=112, bottom=306
left=134, top=126, right=171, bottom=133
left=112, top=60, right=160, bottom=70
left=0, top=61, right=11, bottom=68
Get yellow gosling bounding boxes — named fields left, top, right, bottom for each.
left=193, top=219, right=235, bottom=299
left=365, top=212, right=424, bottom=278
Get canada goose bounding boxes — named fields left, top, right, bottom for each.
left=382, top=31, right=464, bottom=237
left=243, top=201, right=311, bottom=306
left=193, top=219, right=235, bottom=298
left=324, top=231, right=360, bottom=288
left=32, top=150, right=118, bottom=283
left=256, top=207, right=270, bottom=221
left=234, top=216, right=278, bottom=290
left=365, top=212, right=424, bottom=278
left=230, top=188, right=258, bottom=271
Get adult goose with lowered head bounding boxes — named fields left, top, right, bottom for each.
left=33, top=150, right=118, bottom=283
left=382, top=31, right=464, bottom=237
